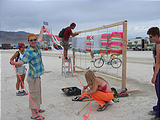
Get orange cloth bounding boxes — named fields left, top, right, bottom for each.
left=90, top=91, right=113, bottom=107
left=82, top=91, right=88, bottom=96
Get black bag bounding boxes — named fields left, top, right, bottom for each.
left=61, top=87, right=81, bottom=96
left=58, top=28, right=66, bottom=38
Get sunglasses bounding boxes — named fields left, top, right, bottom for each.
left=20, top=46, right=25, bottom=48
left=29, top=39, right=37, bottom=42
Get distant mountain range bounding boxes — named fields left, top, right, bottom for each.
left=0, top=31, right=30, bottom=45
left=0, top=31, right=50, bottom=45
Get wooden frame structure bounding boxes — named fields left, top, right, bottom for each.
left=73, top=20, right=127, bottom=89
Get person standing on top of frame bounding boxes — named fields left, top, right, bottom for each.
left=61, top=23, right=79, bottom=60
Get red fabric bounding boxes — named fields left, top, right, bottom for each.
left=63, top=27, right=72, bottom=41
left=18, top=43, right=25, bottom=47
left=101, top=84, right=107, bottom=92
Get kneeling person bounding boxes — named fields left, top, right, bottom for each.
left=82, top=70, right=113, bottom=111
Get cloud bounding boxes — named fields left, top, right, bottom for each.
left=0, top=0, right=160, bottom=38
left=128, top=19, right=160, bottom=38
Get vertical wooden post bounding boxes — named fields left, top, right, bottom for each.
left=73, top=51, right=75, bottom=72
left=122, top=20, right=127, bottom=89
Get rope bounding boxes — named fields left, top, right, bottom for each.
left=43, top=26, right=92, bottom=120
left=10, top=61, right=44, bottom=120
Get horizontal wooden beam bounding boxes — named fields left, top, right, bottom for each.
left=77, top=20, right=127, bottom=34
left=75, top=66, right=122, bottom=82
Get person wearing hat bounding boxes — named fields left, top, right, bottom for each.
left=10, top=43, right=28, bottom=96
left=61, top=23, right=79, bottom=60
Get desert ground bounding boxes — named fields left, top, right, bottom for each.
left=0, top=49, right=157, bottom=120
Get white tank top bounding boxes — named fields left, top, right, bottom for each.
left=18, top=51, right=25, bottom=67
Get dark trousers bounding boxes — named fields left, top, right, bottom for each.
left=153, top=67, right=160, bottom=117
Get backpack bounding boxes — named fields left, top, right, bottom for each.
left=15, top=51, right=20, bottom=62
left=61, top=87, right=81, bottom=96
left=58, top=28, right=66, bottom=38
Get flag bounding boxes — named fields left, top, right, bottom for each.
left=43, top=21, right=48, bottom=25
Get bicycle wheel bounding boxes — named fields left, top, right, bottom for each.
left=111, top=58, right=122, bottom=68
left=93, top=58, right=104, bottom=68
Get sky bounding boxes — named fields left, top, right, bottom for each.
left=0, top=0, right=160, bottom=39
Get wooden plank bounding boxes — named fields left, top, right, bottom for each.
left=77, top=20, right=126, bottom=34
left=75, top=70, right=85, bottom=73
left=95, top=71, right=122, bottom=82
left=122, top=21, right=127, bottom=89
left=75, top=66, right=122, bottom=82
left=75, top=66, right=87, bottom=71
left=73, top=51, right=75, bottom=72
left=117, top=90, right=141, bottom=94
left=126, top=90, right=141, bottom=93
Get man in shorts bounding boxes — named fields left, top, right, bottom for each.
left=10, top=43, right=28, bottom=96
left=62, top=23, right=79, bottom=59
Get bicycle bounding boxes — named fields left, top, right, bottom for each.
left=93, top=54, right=122, bottom=69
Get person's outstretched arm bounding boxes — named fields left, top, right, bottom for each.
left=71, top=32, right=79, bottom=37
left=10, top=60, right=24, bottom=67
left=10, top=52, right=24, bottom=67
left=37, top=26, right=44, bottom=44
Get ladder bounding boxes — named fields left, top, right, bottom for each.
left=62, top=57, right=73, bottom=77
